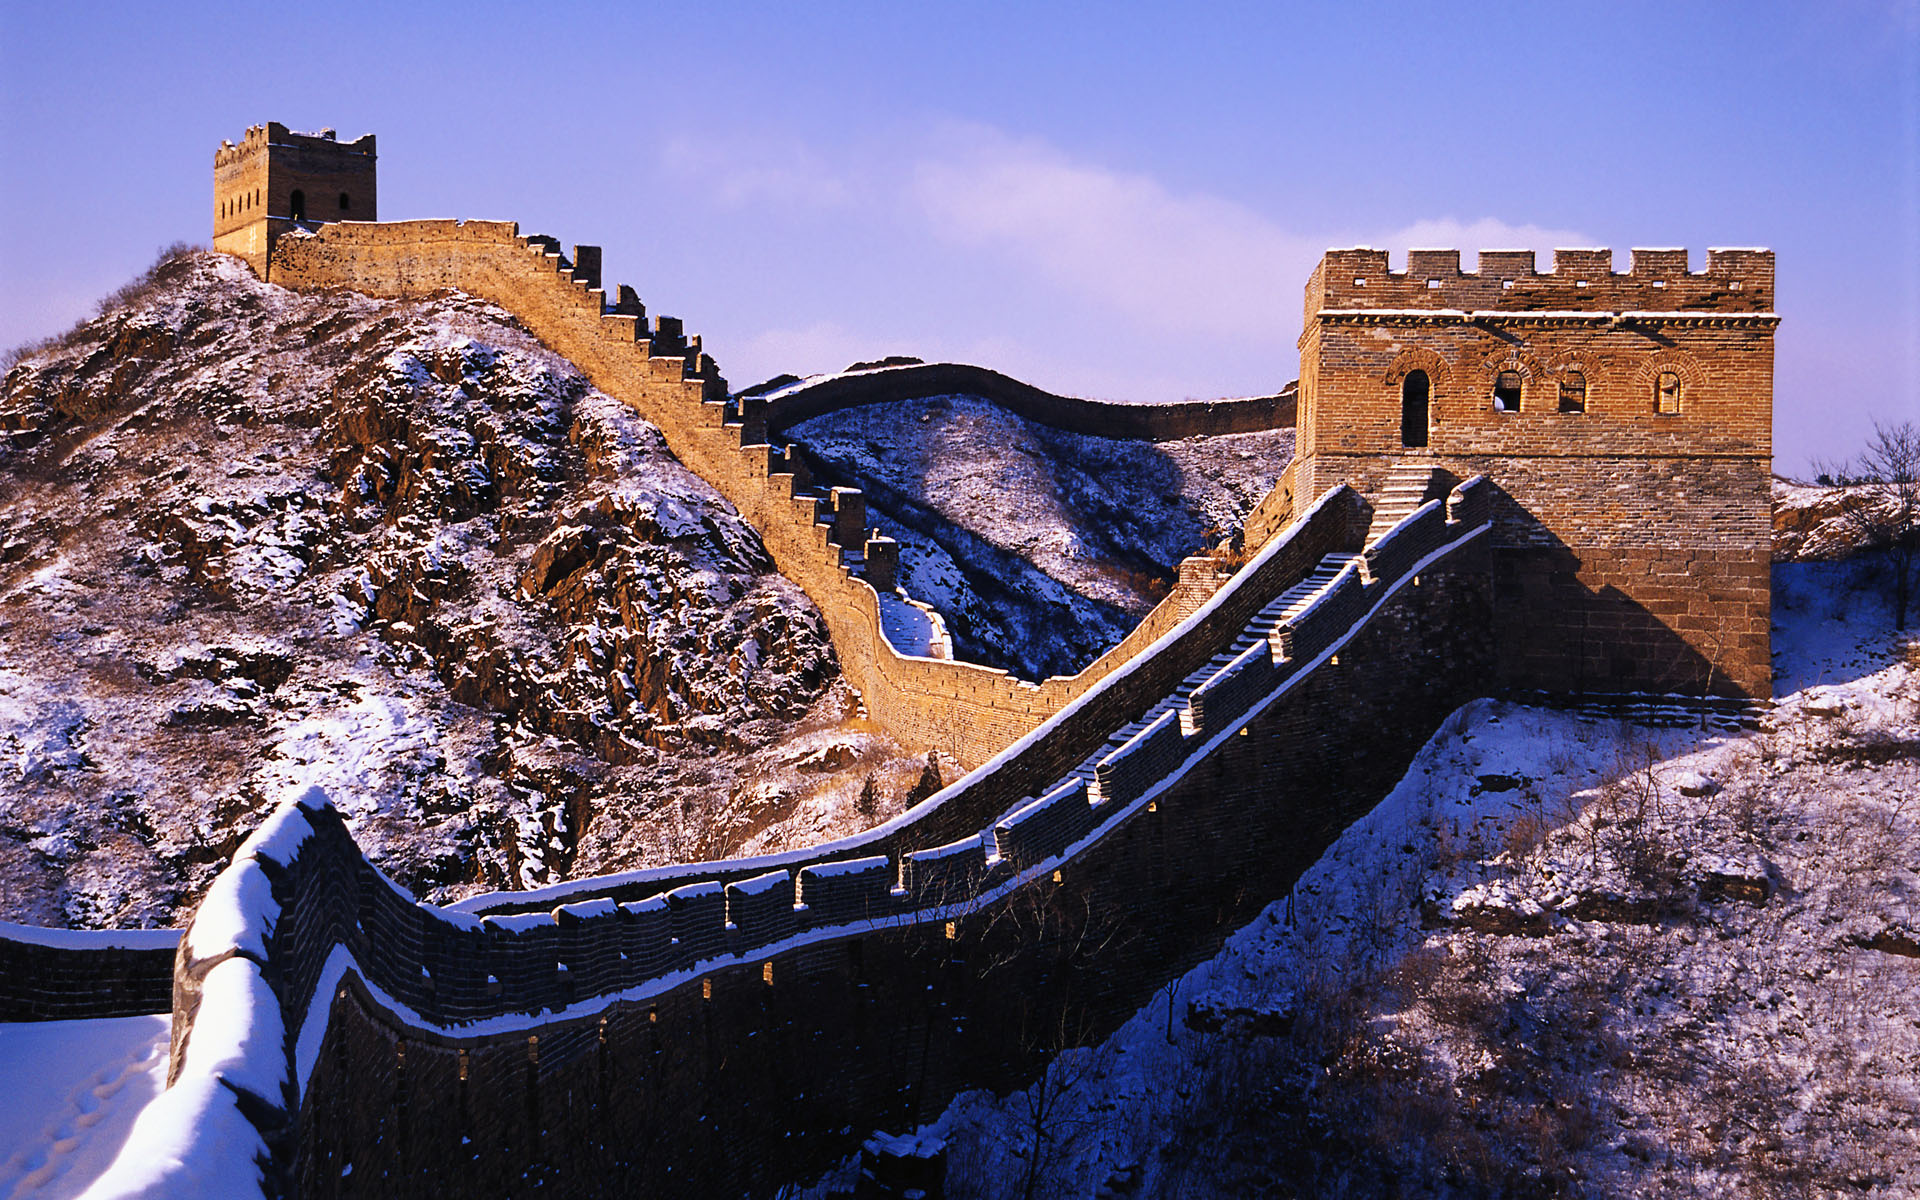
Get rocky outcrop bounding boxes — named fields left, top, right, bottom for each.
left=0, top=252, right=880, bottom=927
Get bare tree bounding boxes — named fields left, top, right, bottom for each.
left=1813, top=418, right=1920, bottom=628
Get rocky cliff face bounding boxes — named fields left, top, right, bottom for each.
left=0, top=251, right=925, bottom=928
left=787, top=393, right=1294, bottom=679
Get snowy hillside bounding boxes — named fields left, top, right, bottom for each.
left=0, top=250, right=934, bottom=928
left=803, top=554, right=1920, bottom=1199
left=787, top=394, right=1293, bottom=679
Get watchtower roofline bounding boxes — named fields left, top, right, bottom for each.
left=215, top=122, right=377, bottom=168
left=213, top=121, right=377, bottom=277
left=1304, top=247, right=1774, bottom=327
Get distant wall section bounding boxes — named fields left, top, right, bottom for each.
left=748, top=363, right=1295, bottom=443
left=0, top=922, right=178, bottom=1021
left=263, top=219, right=1290, bottom=769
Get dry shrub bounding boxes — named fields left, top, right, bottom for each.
left=2, top=242, right=201, bottom=372
left=1504, top=808, right=1551, bottom=859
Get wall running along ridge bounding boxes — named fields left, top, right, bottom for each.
left=745, top=362, right=1295, bottom=443
left=265, top=219, right=1295, bottom=770
left=99, top=480, right=1494, bottom=1199
left=1291, top=246, right=1775, bottom=698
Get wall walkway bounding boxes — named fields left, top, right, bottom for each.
left=267, top=220, right=1294, bottom=768
left=86, top=478, right=1493, bottom=1199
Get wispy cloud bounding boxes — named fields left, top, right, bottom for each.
left=677, top=121, right=1597, bottom=396
left=908, top=123, right=1592, bottom=339
left=659, top=134, right=853, bottom=211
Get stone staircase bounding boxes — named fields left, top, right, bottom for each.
left=1366, top=460, right=1449, bottom=546
left=1066, top=550, right=1364, bottom=800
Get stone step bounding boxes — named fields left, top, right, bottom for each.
left=1055, top=549, right=1368, bottom=803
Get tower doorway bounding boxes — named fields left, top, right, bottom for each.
left=290, top=189, right=306, bottom=222
left=1400, top=370, right=1430, bottom=448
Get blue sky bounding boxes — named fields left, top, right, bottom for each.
left=1, top=1, right=1914, bottom=474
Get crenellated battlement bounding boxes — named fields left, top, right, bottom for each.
left=1293, top=242, right=1775, bottom=699
left=98, top=483, right=1494, bottom=1199
left=214, top=122, right=376, bottom=168
left=1306, top=246, right=1774, bottom=318
left=213, top=122, right=379, bottom=270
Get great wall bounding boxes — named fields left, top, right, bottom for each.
left=0, top=125, right=1776, bottom=1199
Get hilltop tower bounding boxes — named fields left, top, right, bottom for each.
left=1288, top=247, right=1776, bottom=698
left=213, top=122, right=376, bottom=278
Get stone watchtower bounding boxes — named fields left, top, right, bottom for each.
left=213, top=122, right=376, bottom=279
left=1289, top=247, right=1777, bottom=698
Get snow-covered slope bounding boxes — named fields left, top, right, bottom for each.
left=0, top=1015, right=169, bottom=1200
left=821, top=554, right=1920, bottom=1199
left=786, top=394, right=1293, bottom=679
left=0, top=251, right=931, bottom=928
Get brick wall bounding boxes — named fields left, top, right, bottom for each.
left=215, top=123, right=377, bottom=275
left=750, top=363, right=1294, bottom=443
left=0, top=923, right=179, bottom=1020
left=1291, top=247, right=1774, bottom=697
left=259, top=220, right=1293, bottom=769
left=463, top=486, right=1370, bottom=916
left=151, top=492, right=1491, bottom=1199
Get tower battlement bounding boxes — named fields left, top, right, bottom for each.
left=1292, top=244, right=1775, bottom=699
left=1306, top=246, right=1774, bottom=319
left=212, top=121, right=377, bottom=276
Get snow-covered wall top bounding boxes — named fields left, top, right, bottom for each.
left=85, top=480, right=1493, bottom=1199
left=0, top=921, right=179, bottom=1022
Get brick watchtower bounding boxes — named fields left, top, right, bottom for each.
left=1289, top=247, right=1777, bottom=698
left=213, top=122, right=376, bottom=279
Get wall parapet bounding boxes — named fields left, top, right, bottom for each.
left=86, top=485, right=1492, bottom=1199
left=254, top=218, right=1300, bottom=772
left=1305, top=246, right=1775, bottom=317
left=458, top=482, right=1372, bottom=915
left=744, top=362, right=1296, bottom=443
left=0, top=921, right=179, bottom=1021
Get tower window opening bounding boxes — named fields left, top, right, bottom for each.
left=1493, top=370, right=1523, bottom=412
left=339, top=192, right=351, bottom=212
left=1400, top=370, right=1430, bottom=448
left=1559, top=371, right=1587, bottom=414
left=1655, top=371, right=1682, bottom=415
left=290, top=189, right=306, bottom=222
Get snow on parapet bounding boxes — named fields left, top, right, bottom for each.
left=0, top=921, right=181, bottom=952
left=82, top=959, right=284, bottom=1200
left=82, top=484, right=1498, bottom=1200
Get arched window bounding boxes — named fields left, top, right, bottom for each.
left=290, top=189, right=306, bottom=222
left=1493, top=370, right=1523, bottom=412
left=1655, top=371, right=1682, bottom=414
left=1400, top=370, right=1430, bottom=448
left=339, top=192, right=351, bottom=212
left=1559, top=371, right=1587, bottom=414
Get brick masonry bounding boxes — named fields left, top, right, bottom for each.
left=12, top=136, right=1778, bottom=1196
left=0, top=924, right=179, bottom=1020
left=1289, top=247, right=1774, bottom=697
left=260, top=217, right=1290, bottom=770
left=154, top=493, right=1493, bottom=1199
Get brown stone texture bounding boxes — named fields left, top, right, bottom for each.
left=185, top=529, right=1494, bottom=1200
left=1290, top=247, right=1774, bottom=697
left=256, top=219, right=1289, bottom=770
left=213, top=123, right=377, bottom=275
